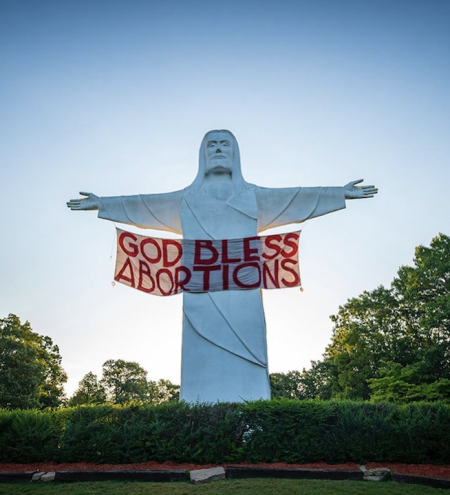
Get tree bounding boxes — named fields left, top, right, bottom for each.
left=294, top=360, right=340, bottom=400
left=369, top=363, right=450, bottom=403
left=270, top=362, right=340, bottom=400
left=324, top=286, right=401, bottom=399
left=148, top=378, right=180, bottom=403
left=306, top=233, right=450, bottom=402
left=68, top=364, right=180, bottom=406
left=0, top=314, right=67, bottom=409
left=100, top=359, right=149, bottom=404
left=270, top=371, right=303, bottom=399
left=68, top=372, right=106, bottom=406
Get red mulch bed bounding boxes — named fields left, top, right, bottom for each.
left=1, top=461, right=450, bottom=479
left=366, top=462, right=450, bottom=479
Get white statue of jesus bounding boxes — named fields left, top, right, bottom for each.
left=67, top=130, right=377, bottom=403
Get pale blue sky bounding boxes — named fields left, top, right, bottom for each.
left=1, top=0, right=449, bottom=396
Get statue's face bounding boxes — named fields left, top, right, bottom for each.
left=204, top=132, right=233, bottom=175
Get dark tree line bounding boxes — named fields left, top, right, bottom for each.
left=270, top=233, right=450, bottom=403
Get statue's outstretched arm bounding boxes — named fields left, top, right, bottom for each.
left=66, top=191, right=100, bottom=211
left=66, top=190, right=184, bottom=233
left=344, top=179, right=378, bottom=199
left=256, top=185, right=345, bottom=232
left=256, top=179, right=378, bottom=232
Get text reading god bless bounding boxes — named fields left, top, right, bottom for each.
left=114, top=230, right=301, bottom=297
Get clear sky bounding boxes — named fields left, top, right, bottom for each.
left=1, top=0, right=449, bottom=397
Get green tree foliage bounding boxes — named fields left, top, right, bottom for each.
left=100, top=359, right=149, bottom=404
left=0, top=314, right=67, bottom=409
left=69, top=360, right=181, bottom=405
left=68, top=372, right=106, bottom=406
left=369, top=363, right=450, bottom=403
left=148, top=378, right=180, bottom=403
left=270, top=362, right=339, bottom=400
left=305, top=233, right=450, bottom=402
left=270, top=371, right=303, bottom=399
left=270, top=234, right=450, bottom=403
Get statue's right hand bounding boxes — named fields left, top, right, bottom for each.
left=66, top=191, right=100, bottom=211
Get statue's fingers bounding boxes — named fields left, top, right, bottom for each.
left=361, top=185, right=375, bottom=189
left=79, top=191, right=91, bottom=197
left=351, top=179, right=364, bottom=186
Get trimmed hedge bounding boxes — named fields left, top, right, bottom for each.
left=1, top=400, right=449, bottom=464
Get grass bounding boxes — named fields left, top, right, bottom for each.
left=0, top=479, right=446, bottom=495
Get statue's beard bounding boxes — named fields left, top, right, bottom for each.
left=205, top=158, right=232, bottom=176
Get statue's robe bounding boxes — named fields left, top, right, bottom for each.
left=98, top=185, right=345, bottom=402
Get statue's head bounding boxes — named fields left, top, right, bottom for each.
left=204, top=131, right=234, bottom=176
left=189, top=130, right=249, bottom=193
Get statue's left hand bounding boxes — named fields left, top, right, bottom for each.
left=344, top=179, right=378, bottom=200
left=66, top=191, right=100, bottom=211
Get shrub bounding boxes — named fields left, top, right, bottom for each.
left=1, top=400, right=449, bottom=464
left=0, top=409, right=63, bottom=462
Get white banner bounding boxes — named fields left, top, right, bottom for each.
left=114, top=229, right=301, bottom=296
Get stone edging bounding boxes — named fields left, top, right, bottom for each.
left=392, top=472, right=450, bottom=489
left=0, top=472, right=36, bottom=483
left=225, top=466, right=363, bottom=480
left=1, top=466, right=450, bottom=489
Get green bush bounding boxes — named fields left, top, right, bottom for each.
left=114, top=402, right=243, bottom=464
left=1, top=400, right=449, bottom=464
left=0, top=409, right=64, bottom=462
left=238, top=400, right=336, bottom=463
left=56, top=405, right=121, bottom=463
